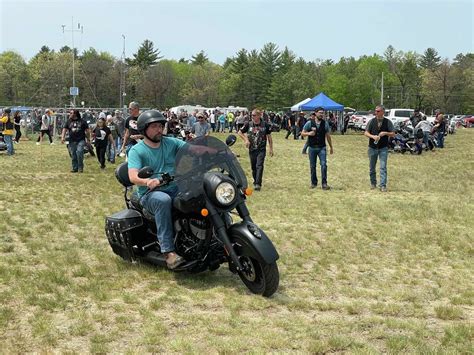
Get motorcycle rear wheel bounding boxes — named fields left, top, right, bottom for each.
left=237, top=255, right=279, bottom=297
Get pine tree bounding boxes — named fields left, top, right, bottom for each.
left=420, top=48, right=441, bottom=70
left=126, top=39, right=163, bottom=69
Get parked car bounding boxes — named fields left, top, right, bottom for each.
left=350, top=111, right=372, bottom=131
left=386, top=108, right=416, bottom=125
left=463, top=115, right=474, bottom=127
left=360, top=113, right=375, bottom=131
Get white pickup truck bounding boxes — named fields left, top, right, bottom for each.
left=385, top=108, right=415, bottom=125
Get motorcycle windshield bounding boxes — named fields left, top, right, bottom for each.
left=174, top=136, right=248, bottom=196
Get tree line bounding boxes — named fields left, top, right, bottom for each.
left=0, top=40, right=472, bottom=113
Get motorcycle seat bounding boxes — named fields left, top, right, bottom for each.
left=115, top=162, right=133, bottom=187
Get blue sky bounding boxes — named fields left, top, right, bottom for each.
left=1, top=0, right=472, bottom=64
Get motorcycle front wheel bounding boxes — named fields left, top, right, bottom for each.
left=238, top=255, right=279, bottom=297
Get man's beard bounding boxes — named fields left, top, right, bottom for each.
left=148, top=134, right=161, bottom=143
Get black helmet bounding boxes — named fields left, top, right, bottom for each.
left=3, top=107, right=11, bottom=114
left=137, top=110, right=167, bottom=134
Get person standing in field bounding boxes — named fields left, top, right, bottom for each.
left=14, top=111, right=22, bottom=143
left=36, top=109, right=54, bottom=145
left=364, top=105, right=395, bottom=192
left=120, top=101, right=143, bottom=156
left=301, top=108, right=334, bottom=190
left=93, top=117, right=115, bottom=169
left=61, top=109, right=91, bottom=173
left=238, top=109, right=274, bottom=191
left=0, top=108, right=15, bottom=155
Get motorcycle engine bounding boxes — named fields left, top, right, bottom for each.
left=174, top=217, right=210, bottom=259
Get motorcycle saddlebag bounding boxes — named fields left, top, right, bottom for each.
left=105, top=209, right=144, bottom=261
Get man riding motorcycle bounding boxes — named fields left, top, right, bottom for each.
left=127, top=110, right=187, bottom=269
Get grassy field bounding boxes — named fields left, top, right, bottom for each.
left=0, top=128, right=473, bottom=353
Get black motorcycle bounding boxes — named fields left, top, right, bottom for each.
left=105, top=135, right=280, bottom=297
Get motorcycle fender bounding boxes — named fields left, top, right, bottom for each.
left=228, top=221, right=279, bottom=264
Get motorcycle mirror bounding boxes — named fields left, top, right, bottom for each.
left=138, top=166, right=154, bottom=179
left=226, top=134, right=237, bottom=147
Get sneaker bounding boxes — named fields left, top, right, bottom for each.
left=70, top=170, right=78, bottom=173
left=322, top=184, right=331, bottom=190
left=371, top=184, right=377, bottom=190
left=36, top=142, right=40, bottom=145
left=166, top=253, right=186, bottom=269
left=78, top=169, right=83, bottom=173
left=100, top=165, right=105, bottom=169
left=380, top=186, right=387, bottom=192
left=50, top=142, right=55, bottom=145
left=254, top=184, right=261, bottom=191
left=310, top=184, right=317, bottom=189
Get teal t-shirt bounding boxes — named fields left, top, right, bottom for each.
left=128, top=137, right=187, bottom=197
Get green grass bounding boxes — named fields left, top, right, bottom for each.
left=0, top=129, right=473, bottom=352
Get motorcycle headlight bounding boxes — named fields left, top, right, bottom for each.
left=215, top=182, right=236, bottom=205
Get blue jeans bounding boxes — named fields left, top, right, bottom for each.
left=68, top=140, right=85, bottom=171
left=141, top=187, right=178, bottom=253
left=115, top=136, right=122, bottom=154
left=437, top=131, right=445, bottom=148
left=3, top=134, right=14, bottom=155
left=106, top=141, right=115, bottom=162
left=368, top=147, right=388, bottom=188
left=423, top=131, right=430, bottom=148
left=308, top=146, right=327, bottom=185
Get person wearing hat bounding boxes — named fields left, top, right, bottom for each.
left=191, top=112, right=211, bottom=138
left=0, top=107, right=15, bottom=155
left=301, top=107, right=334, bottom=190
left=36, top=108, right=54, bottom=145
left=127, top=110, right=188, bottom=269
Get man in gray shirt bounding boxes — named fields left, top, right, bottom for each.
left=191, top=112, right=211, bottom=138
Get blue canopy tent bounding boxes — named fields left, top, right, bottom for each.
left=300, top=92, right=344, bottom=131
left=300, top=92, right=343, bottom=111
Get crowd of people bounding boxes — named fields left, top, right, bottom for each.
left=1, top=102, right=450, bottom=190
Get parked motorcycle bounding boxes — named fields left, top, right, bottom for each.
left=389, top=121, right=423, bottom=154
left=105, top=135, right=280, bottom=297
left=0, top=132, right=7, bottom=152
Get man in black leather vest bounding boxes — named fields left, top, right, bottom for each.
left=301, top=107, right=334, bottom=190
left=364, top=105, right=395, bottom=192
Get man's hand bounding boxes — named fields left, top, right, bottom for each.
left=245, top=140, right=250, bottom=149
left=269, top=148, right=274, bottom=157
left=146, top=178, right=161, bottom=190
left=329, top=147, right=334, bottom=154
left=61, top=137, right=65, bottom=144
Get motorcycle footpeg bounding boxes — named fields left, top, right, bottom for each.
left=141, top=241, right=159, bottom=252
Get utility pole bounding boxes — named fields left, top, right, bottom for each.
left=119, top=35, right=126, bottom=109
left=380, top=72, right=384, bottom=105
left=62, top=17, right=83, bottom=107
